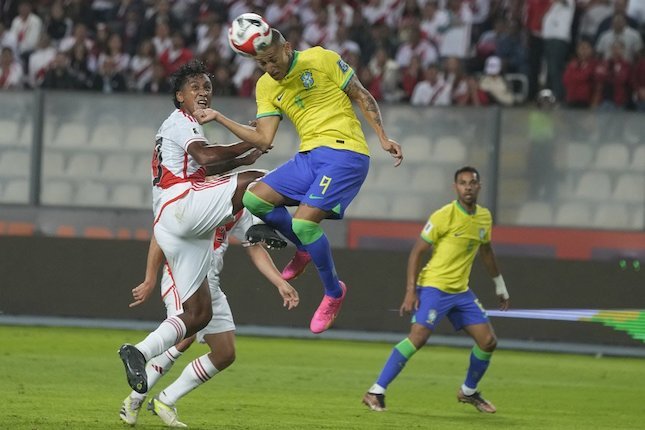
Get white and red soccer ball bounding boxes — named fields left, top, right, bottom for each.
left=228, top=13, right=272, bottom=57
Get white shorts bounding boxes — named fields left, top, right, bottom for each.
left=162, top=268, right=235, bottom=343
left=153, top=175, right=238, bottom=302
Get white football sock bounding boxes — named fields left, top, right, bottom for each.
left=369, top=384, right=386, bottom=394
left=159, top=354, right=219, bottom=406
left=135, top=316, right=186, bottom=361
left=461, top=384, right=477, bottom=396
left=130, top=346, right=183, bottom=400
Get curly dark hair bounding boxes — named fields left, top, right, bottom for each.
left=170, top=60, right=212, bottom=108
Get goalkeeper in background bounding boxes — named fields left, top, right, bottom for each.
left=362, top=166, right=510, bottom=414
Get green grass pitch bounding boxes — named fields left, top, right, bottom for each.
left=0, top=325, right=642, bottom=429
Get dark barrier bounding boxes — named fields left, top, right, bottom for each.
left=0, top=237, right=642, bottom=347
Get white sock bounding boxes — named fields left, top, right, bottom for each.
left=129, top=346, right=184, bottom=400
left=369, top=384, right=386, bottom=394
left=461, top=384, right=477, bottom=396
left=159, top=354, right=219, bottom=406
left=135, top=316, right=186, bottom=361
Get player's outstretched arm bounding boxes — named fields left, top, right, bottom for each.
left=400, top=237, right=432, bottom=315
left=245, top=244, right=300, bottom=310
left=130, top=235, right=165, bottom=308
left=193, top=108, right=280, bottom=152
left=479, top=243, right=510, bottom=311
left=187, top=139, right=256, bottom=166
left=204, top=148, right=264, bottom=176
left=344, top=74, right=403, bottom=167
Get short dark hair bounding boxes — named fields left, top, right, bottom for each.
left=454, top=166, right=480, bottom=182
left=259, top=28, right=286, bottom=53
left=170, top=60, right=211, bottom=108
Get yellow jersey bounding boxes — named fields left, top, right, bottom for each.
left=417, top=201, right=492, bottom=293
left=255, top=47, right=370, bottom=156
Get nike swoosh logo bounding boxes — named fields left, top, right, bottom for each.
left=308, top=194, right=324, bottom=200
left=277, top=92, right=285, bottom=101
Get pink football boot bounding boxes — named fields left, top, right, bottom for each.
left=310, top=281, right=347, bottom=334
left=281, top=250, right=312, bottom=280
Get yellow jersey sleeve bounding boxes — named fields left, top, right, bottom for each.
left=317, top=48, right=355, bottom=91
left=420, top=211, right=446, bottom=244
left=255, top=74, right=282, bottom=119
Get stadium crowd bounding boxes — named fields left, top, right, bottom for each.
left=1, top=0, right=644, bottom=110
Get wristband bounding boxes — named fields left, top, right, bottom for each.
left=493, top=275, right=509, bottom=299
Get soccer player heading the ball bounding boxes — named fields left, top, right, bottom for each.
left=362, top=166, right=510, bottom=413
left=195, top=14, right=403, bottom=334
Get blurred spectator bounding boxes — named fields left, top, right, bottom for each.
left=9, top=0, right=42, bottom=66
left=27, top=33, right=56, bottom=88
left=59, top=23, right=94, bottom=53
left=326, top=25, right=361, bottom=59
left=439, top=0, right=474, bottom=59
left=0, top=22, right=18, bottom=56
left=478, top=55, right=514, bottom=106
left=237, top=66, right=263, bottom=97
left=468, top=0, right=492, bottom=44
left=142, top=0, right=180, bottom=38
left=0, top=45, right=24, bottom=89
left=524, top=0, right=551, bottom=100
left=631, top=48, right=645, bottom=111
left=593, top=40, right=633, bottom=110
left=92, top=0, right=117, bottom=23
left=69, top=42, right=97, bottom=89
left=200, top=46, right=223, bottom=76
left=46, top=0, right=73, bottom=47
left=195, top=14, right=228, bottom=59
left=299, top=0, right=325, bottom=27
left=400, top=54, right=424, bottom=101
left=143, top=61, right=171, bottom=93
left=328, top=0, right=354, bottom=31
left=395, top=22, right=439, bottom=69
left=129, top=38, right=156, bottom=91
left=357, top=22, right=397, bottom=66
left=475, top=16, right=506, bottom=70
left=577, top=0, right=612, bottom=43
left=595, top=0, right=639, bottom=43
left=397, top=0, right=423, bottom=39
left=91, top=57, right=128, bottom=93
left=265, top=0, right=298, bottom=34
left=420, top=0, right=448, bottom=47
left=596, top=13, right=643, bottom=62
left=159, top=32, right=192, bottom=76
left=92, top=22, right=111, bottom=59
left=152, top=21, right=172, bottom=59
left=98, top=33, right=131, bottom=74
left=411, top=63, right=452, bottom=106
left=627, top=0, right=645, bottom=28
left=212, top=64, right=237, bottom=96
left=41, top=51, right=79, bottom=90
left=444, top=56, right=479, bottom=105
left=562, top=38, right=597, bottom=108
left=367, top=47, right=403, bottom=102
left=542, top=0, right=575, bottom=102
left=362, top=0, right=390, bottom=27
left=286, top=24, right=311, bottom=51
left=303, top=7, right=333, bottom=47
left=495, top=18, right=527, bottom=74
left=119, top=8, right=144, bottom=55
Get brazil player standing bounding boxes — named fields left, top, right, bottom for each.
left=362, top=166, right=510, bottom=413
left=194, top=25, right=403, bottom=334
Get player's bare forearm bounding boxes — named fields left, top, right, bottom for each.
left=189, top=140, right=255, bottom=166
left=246, top=245, right=300, bottom=309
left=145, top=235, right=165, bottom=283
left=345, top=75, right=387, bottom=141
left=479, top=243, right=501, bottom=278
left=345, top=75, right=403, bottom=166
left=194, top=108, right=276, bottom=151
left=204, top=147, right=262, bottom=176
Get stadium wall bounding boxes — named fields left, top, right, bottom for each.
left=1, top=236, right=642, bottom=348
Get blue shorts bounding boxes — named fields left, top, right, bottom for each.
left=261, top=146, right=370, bottom=219
left=412, top=287, right=489, bottom=331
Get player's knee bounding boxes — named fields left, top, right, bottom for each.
left=208, top=349, right=235, bottom=371
left=480, top=335, right=497, bottom=352
left=292, top=218, right=324, bottom=245
left=242, top=190, right=274, bottom=216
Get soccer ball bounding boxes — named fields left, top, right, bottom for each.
left=228, top=13, right=272, bottom=57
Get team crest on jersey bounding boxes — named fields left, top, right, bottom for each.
left=300, top=71, right=314, bottom=89
left=337, top=59, right=349, bottom=73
